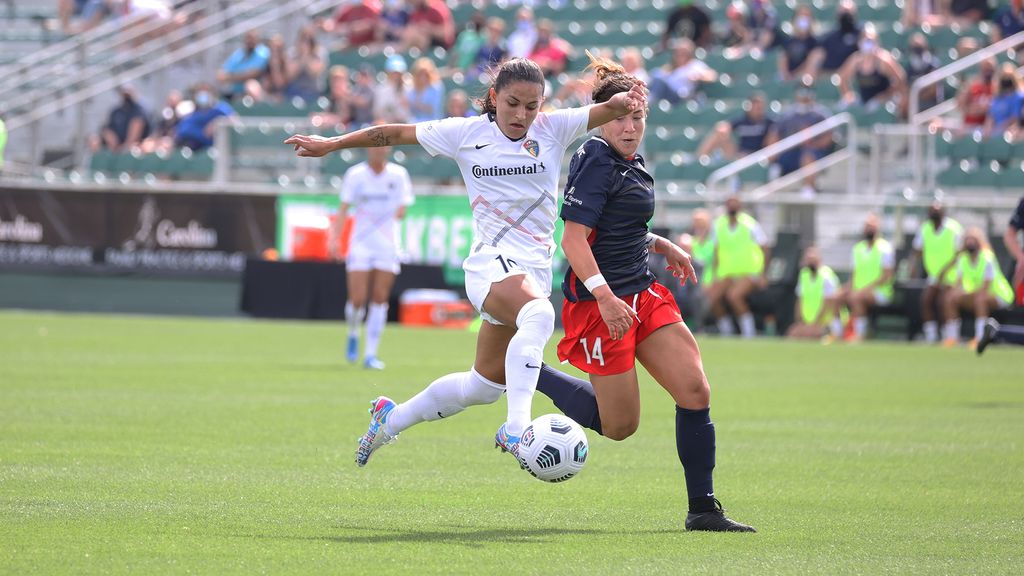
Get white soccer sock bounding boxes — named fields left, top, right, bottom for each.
left=831, top=317, right=843, bottom=338
left=974, top=318, right=986, bottom=341
left=739, top=313, right=756, bottom=339
left=504, top=298, right=555, bottom=436
left=385, top=369, right=504, bottom=435
left=943, top=320, right=961, bottom=342
left=923, top=321, right=938, bottom=343
left=717, top=317, right=735, bottom=336
left=854, top=317, right=868, bottom=338
left=365, top=303, right=388, bottom=358
left=345, top=301, right=365, bottom=337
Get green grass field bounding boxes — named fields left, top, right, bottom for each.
left=1, top=310, right=1021, bottom=575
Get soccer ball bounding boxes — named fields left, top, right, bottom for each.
left=518, top=414, right=588, bottom=483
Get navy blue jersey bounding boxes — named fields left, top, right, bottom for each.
left=560, top=137, right=656, bottom=301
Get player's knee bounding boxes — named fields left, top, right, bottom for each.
left=461, top=369, right=505, bottom=406
left=516, top=298, right=555, bottom=338
left=603, top=419, right=639, bottom=441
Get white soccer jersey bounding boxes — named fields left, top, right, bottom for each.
left=340, top=161, right=414, bottom=252
left=415, top=107, right=592, bottom=267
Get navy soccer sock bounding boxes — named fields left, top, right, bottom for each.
left=676, top=406, right=717, bottom=513
left=535, top=364, right=603, bottom=436
left=997, top=324, right=1024, bottom=345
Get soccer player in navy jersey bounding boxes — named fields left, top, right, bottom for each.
left=977, top=194, right=1024, bottom=354
left=535, top=56, right=755, bottom=532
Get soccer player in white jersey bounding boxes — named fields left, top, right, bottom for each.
left=286, top=57, right=647, bottom=468
left=330, top=145, right=413, bottom=370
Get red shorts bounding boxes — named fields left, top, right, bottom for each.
left=557, top=281, right=683, bottom=376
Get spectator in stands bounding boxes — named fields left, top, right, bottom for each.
left=697, top=92, right=776, bottom=161
left=905, top=33, right=941, bottom=111
left=407, top=58, right=444, bottom=123
left=682, top=209, right=716, bottom=333
left=718, top=2, right=753, bottom=57
left=373, top=55, right=411, bottom=123
left=950, top=0, right=990, bottom=23
left=472, top=18, right=507, bottom=79
left=902, top=0, right=945, bottom=27
left=910, top=202, right=963, bottom=344
left=778, top=5, right=818, bottom=82
left=648, top=39, right=718, bottom=105
left=90, top=84, right=150, bottom=153
left=173, top=84, right=234, bottom=151
left=939, top=227, right=1016, bottom=347
left=992, top=0, right=1024, bottom=43
left=745, top=0, right=778, bottom=52
left=445, top=89, right=475, bottom=118
left=217, top=30, right=271, bottom=101
left=660, top=230, right=708, bottom=332
left=401, top=0, right=455, bottom=51
left=828, top=213, right=894, bottom=343
left=950, top=56, right=994, bottom=133
left=837, top=26, right=907, bottom=112
left=507, top=7, right=537, bottom=59
left=378, top=0, right=409, bottom=44
left=321, top=0, right=381, bottom=51
left=771, top=85, right=832, bottom=196
left=809, top=0, right=862, bottom=77
left=661, top=0, right=713, bottom=50
left=984, top=64, right=1024, bottom=138
left=551, top=69, right=596, bottom=109
left=621, top=48, right=650, bottom=85
left=349, top=65, right=376, bottom=129
left=259, top=34, right=289, bottom=102
left=313, top=66, right=353, bottom=130
left=786, top=246, right=840, bottom=339
left=528, top=19, right=571, bottom=76
left=706, top=196, right=770, bottom=339
left=59, top=0, right=108, bottom=33
left=140, top=89, right=184, bottom=154
left=286, top=25, right=326, bottom=103
left=451, top=11, right=486, bottom=71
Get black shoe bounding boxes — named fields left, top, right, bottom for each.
left=685, top=499, right=756, bottom=532
left=976, top=318, right=1000, bottom=356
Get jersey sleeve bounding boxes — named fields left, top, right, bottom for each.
left=339, top=166, right=358, bottom=205
left=399, top=166, right=414, bottom=207
left=1011, top=197, right=1024, bottom=230
left=983, top=258, right=996, bottom=282
left=560, top=146, right=616, bottom=229
left=880, top=243, right=895, bottom=268
left=912, top=227, right=924, bottom=250
left=823, top=274, right=839, bottom=296
left=749, top=219, right=768, bottom=245
left=415, top=116, right=467, bottom=159
left=543, top=106, right=592, bottom=150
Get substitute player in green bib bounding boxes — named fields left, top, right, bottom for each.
left=787, top=246, right=840, bottom=339
left=829, top=214, right=894, bottom=342
left=706, top=197, right=770, bottom=338
left=940, top=228, right=1014, bottom=348
left=910, top=202, right=963, bottom=343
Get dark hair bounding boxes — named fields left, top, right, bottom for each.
left=476, top=58, right=545, bottom=114
left=585, top=51, right=638, bottom=105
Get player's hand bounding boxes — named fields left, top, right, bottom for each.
left=662, top=243, right=698, bottom=286
left=609, top=80, right=648, bottom=114
left=284, top=133, right=335, bottom=157
left=757, top=275, right=769, bottom=289
left=595, top=292, right=638, bottom=341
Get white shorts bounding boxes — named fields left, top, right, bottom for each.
left=347, top=243, right=401, bottom=274
left=463, top=245, right=551, bottom=326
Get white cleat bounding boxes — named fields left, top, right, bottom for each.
left=355, top=396, right=398, bottom=467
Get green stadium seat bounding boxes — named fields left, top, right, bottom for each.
left=950, top=135, right=981, bottom=159
left=979, top=138, right=1013, bottom=163
left=89, top=150, right=114, bottom=174
left=995, top=163, right=1024, bottom=189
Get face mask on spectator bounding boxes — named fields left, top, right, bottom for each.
left=1000, top=77, right=1016, bottom=91
left=928, top=211, right=942, bottom=226
left=839, top=12, right=857, bottom=32
left=195, top=91, right=212, bottom=108
left=796, top=17, right=811, bottom=32
left=808, top=263, right=819, bottom=273
left=727, top=207, right=739, bottom=217
left=863, top=229, right=877, bottom=241
left=965, top=243, right=980, bottom=255
left=859, top=40, right=876, bottom=53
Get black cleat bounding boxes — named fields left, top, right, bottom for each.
left=976, top=318, right=1000, bottom=356
left=685, top=499, right=756, bottom=532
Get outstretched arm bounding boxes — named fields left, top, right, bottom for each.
left=285, top=124, right=419, bottom=157
left=586, top=81, right=648, bottom=130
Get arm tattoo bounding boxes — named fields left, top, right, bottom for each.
left=367, top=127, right=392, bottom=147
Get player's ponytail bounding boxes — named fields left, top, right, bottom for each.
left=476, top=57, right=545, bottom=115
left=585, top=50, right=639, bottom=105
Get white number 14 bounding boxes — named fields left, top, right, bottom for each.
left=580, top=337, right=605, bottom=366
